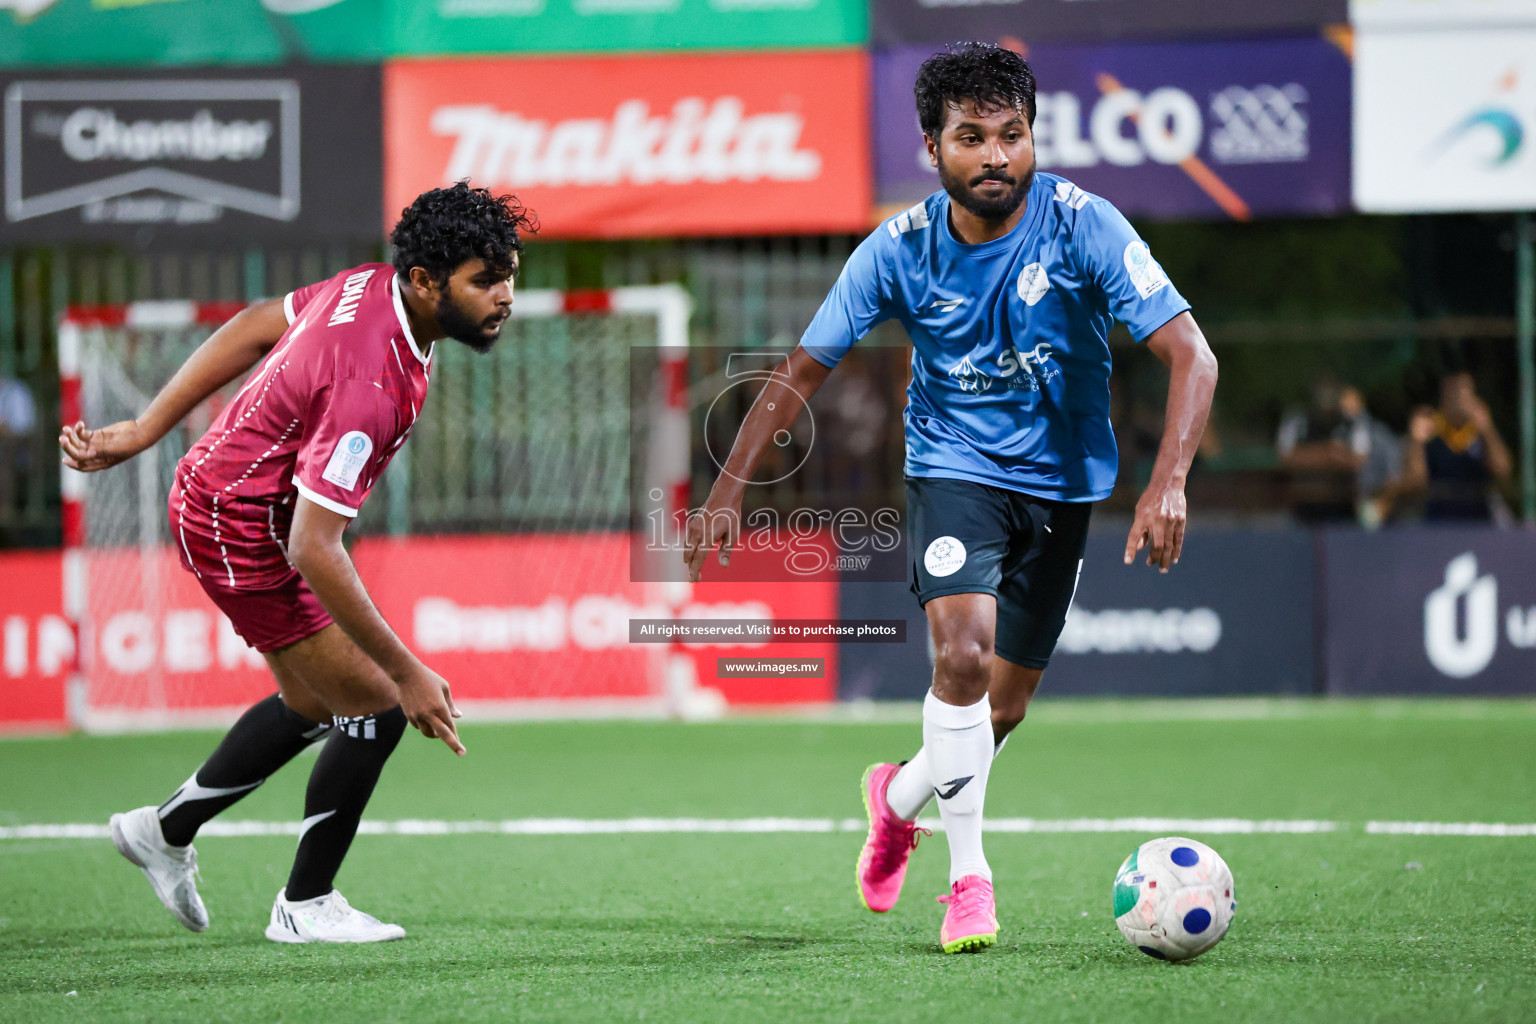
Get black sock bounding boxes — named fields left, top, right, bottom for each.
left=285, top=706, right=407, bottom=902
left=158, top=694, right=330, bottom=847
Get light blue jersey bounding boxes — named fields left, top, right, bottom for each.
left=801, top=172, right=1190, bottom=502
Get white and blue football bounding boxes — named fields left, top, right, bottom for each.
left=1113, top=836, right=1235, bottom=962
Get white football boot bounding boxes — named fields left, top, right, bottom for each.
left=109, top=805, right=210, bottom=932
left=265, top=888, right=406, bottom=944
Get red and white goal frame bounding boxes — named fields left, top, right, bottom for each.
left=56, top=285, right=729, bottom=732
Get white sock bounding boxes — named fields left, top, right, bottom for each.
left=922, top=689, right=993, bottom=884
left=886, top=732, right=1010, bottom=822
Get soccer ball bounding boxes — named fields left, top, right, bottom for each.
left=1112, top=836, right=1235, bottom=962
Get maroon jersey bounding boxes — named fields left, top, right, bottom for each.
left=171, top=264, right=431, bottom=590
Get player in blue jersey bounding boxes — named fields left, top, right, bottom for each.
left=684, top=43, right=1217, bottom=953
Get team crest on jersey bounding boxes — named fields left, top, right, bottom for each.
left=1123, top=242, right=1170, bottom=300
left=948, top=356, right=992, bottom=394
left=1017, top=263, right=1051, bottom=306
left=924, top=536, right=967, bottom=578
left=322, top=431, right=373, bottom=491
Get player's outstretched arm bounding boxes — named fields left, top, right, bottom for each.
left=289, top=496, right=466, bottom=755
left=1124, top=311, right=1218, bottom=573
left=684, top=346, right=834, bottom=582
left=59, top=298, right=291, bottom=473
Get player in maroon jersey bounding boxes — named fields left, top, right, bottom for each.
left=59, top=182, right=534, bottom=943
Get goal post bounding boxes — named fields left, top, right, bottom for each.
left=58, top=285, right=718, bottom=733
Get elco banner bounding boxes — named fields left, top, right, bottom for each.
left=872, top=0, right=1345, bottom=47
left=1324, top=529, right=1536, bottom=696
left=384, top=52, right=870, bottom=239
left=0, top=66, right=382, bottom=245
left=873, top=37, right=1350, bottom=220
left=1353, top=28, right=1536, bottom=213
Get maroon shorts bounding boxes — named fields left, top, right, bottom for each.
left=192, top=569, right=334, bottom=653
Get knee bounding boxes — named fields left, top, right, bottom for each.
left=933, top=635, right=993, bottom=696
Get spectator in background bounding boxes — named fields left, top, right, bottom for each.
left=1277, top=378, right=1400, bottom=527
left=0, top=374, right=37, bottom=519
left=1401, top=371, right=1512, bottom=522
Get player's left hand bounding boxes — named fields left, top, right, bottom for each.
left=59, top=419, right=147, bottom=472
left=1124, top=481, right=1187, bottom=574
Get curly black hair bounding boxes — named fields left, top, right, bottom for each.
left=915, top=42, right=1037, bottom=138
left=389, top=180, right=537, bottom=286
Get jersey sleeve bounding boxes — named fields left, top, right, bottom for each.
left=283, top=273, right=338, bottom=325
left=1072, top=200, right=1191, bottom=342
left=291, top=378, right=402, bottom=518
left=799, top=229, right=895, bottom=368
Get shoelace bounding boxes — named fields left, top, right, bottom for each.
left=297, top=891, right=354, bottom=926
left=936, top=882, right=993, bottom=921
left=871, top=820, right=932, bottom=875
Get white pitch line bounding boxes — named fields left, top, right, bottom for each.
left=2, top=816, right=1532, bottom=841
left=1366, top=821, right=1536, bottom=837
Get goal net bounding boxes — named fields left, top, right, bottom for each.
left=59, top=286, right=714, bottom=732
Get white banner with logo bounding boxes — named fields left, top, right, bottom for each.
left=1353, top=28, right=1536, bottom=212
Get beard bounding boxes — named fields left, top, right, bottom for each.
left=937, top=150, right=1035, bottom=223
left=435, top=292, right=507, bottom=354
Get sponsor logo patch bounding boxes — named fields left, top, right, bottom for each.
left=321, top=430, right=373, bottom=492
left=924, top=535, right=967, bottom=578
left=1017, top=262, right=1051, bottom=306
left=1123, top=241, right=1170, bottom=299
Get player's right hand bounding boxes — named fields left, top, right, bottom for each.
left=59, top=419, right=147, bottom=472
left=397, top=665, right=465, bottom=756
left=683, top=490, right=742, bottom=583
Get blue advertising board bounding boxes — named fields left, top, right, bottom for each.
left=840, top=528, right=1316, bottom=700
left=873, top=36, right=1351, bottom=220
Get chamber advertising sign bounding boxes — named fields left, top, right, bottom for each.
left=385, top=52, right=870, bottom=239
left=0, top=65, right=382, bottom=245
left=1353, top=28, right=1536, bottom=212
left=873, top=37, right=1351, bottom=220
left=872, top=0, right=1345, bottom=47
left=1324, top=529, right=1536, bottom=695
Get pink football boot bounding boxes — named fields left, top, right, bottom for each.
left=856, top=762, right=928, bottom=913
left=937, top=874, right=998, bottom=953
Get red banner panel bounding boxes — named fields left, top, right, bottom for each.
left=0, top=550, right=68, bottom=731
left=383, top=51, right=871, bottom=239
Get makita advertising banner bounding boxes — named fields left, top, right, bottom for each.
left=0, top=66, right=382, bottom=246
left=1354, top=28, right=1536, bottom=213
left=872, top=0, right=1345, bottom=47
left=391, top=0, right=866, bottom=56
left=873, top=37, right=1350, bottom=220
left=1324, top=529, right=1536, bottom=696
left=0, top=0, right=384, bottom=67
left=839, top=529, right=1316, bottom=700
left=384, top=52, right=870, bottom=239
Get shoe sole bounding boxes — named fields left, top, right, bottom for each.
left=264, top=924, right=406, bottom=944
left=942, top=931, right=998, bottom=954
left=110, top=813, right=208, bottom=933
left=855, top=762, right=889, bottom=914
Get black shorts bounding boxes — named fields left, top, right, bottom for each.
left=907, top=475, right=1092, bottom=670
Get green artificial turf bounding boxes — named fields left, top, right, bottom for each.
left=2, top=699, right=1534, bottom=1023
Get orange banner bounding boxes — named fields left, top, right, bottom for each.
left=384, top=51, right=870, bottom=240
